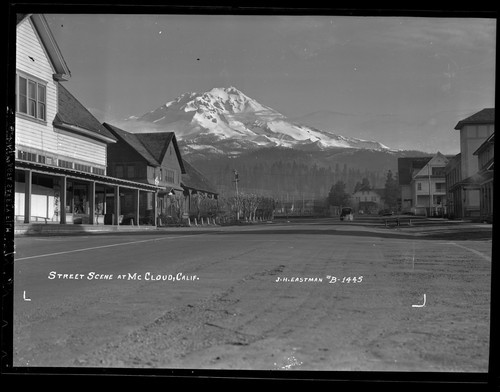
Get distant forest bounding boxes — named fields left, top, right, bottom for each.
left=188, top=156, right=386, bottom=200
left=185, top=146, right=431, bottom=201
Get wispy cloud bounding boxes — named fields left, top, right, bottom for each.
left=273, top=16, right=337, bottom=59
left=367, top=17, right=496, bottom=52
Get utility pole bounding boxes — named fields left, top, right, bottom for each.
left=428, top=164, right=432, bottom=217
left=233, top=170, right=240, bottom=221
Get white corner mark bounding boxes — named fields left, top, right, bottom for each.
left=23, top=291, right=31, bottom=301
left=412, top=294, right=426, bottom=308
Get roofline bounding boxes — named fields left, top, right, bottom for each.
left=170, top=134, right=186, bottom=174
left=181, top=183, right=219, bottom=196
left=29, top=14, right=71, bottom=80
left=102, top=122, right=161, bottom=167
left=454, top=109, right=495, bottom=130
left=473, top=133, right=495, bottom=155
left=15, top=160, right=163, bottom=191
left=54, top=121, right=118, bottom=144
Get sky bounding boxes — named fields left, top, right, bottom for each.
left=43, top=12, right=496, bottom=154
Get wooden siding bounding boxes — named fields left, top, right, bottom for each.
left=55, top=128, right=107, bottom=166
left=16, top=18, right=57, bottom=149
left=16, top=17, right=107, bottom=168
left=159, top=144, right=182, bottom=188
left=460, top=124, right=495, bottom=179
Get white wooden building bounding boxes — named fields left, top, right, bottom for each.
left=15, top=14, right=162, bottom=226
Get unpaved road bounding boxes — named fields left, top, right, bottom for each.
left=12, top=220, right=492, bottom=371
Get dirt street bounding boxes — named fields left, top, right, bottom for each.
left=12, top=221, right=492, bottom=372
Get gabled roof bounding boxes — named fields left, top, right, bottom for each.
left=181, top=159, right=218, bottom=196
left=18, top=14, right=71, bottom=81
left=102, top=124, right=185, bottom=173
left=454, top=108, right=495, bottom=130
left=397, top=157, right=432, bottom=185
left=457, top=171, right=494, bottom=187
left=54, top=83, right=117, bottom=143
left=412, top=151, right=449, bottom=177
left=103, top=123, right=160, bottom=166
left=135, top=133, right=185, bottom=174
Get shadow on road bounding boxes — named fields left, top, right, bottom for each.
left=212, top=227, right=493, bottom=241
left=16, top=224, right=493, bottom=242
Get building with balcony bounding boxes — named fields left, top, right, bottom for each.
left=445, top=108, right=495, bottom=220
left=398, top=152, right=449, bottom=216
left=473, top=132, right=494, bottom=222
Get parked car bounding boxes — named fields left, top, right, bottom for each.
left=340, top=207, right=354, bottom=221
left=378, top=209, right=394, bottom=216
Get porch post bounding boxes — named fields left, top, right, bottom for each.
left=24, top=169, right=32, bottom=223
left=60, top=176, right=67, bottom=224
left=103, top=187, right=107, bottom=214
left=89, top=181, right=96, bottom=225
left=135, top=189, right=140, bottom=226
left=114, top=185, right=120, bottom=225
left=153, top=191, right=157, bottom=227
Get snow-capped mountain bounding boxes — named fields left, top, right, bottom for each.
left=125, top=86, right=392, bottom=157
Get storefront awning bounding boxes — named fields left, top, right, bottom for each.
left=453, top=170, right=494, bottom=190
left=15, top=160, right=163, bottom=192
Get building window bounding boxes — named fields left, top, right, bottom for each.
left=17, top=150, right=37, bottom=162
left=166, top=169, right=175, bottom=183
left=417, top=182, right=422, bottom=191
left=74, top=163, right=92, bottom=173
left=432, top=167, right=445, bottom=176
left=16, top=74, right=47, bottom=121
left=127, top=164, right=135, bottom=178
left=115, top=165, right=123, bottom=178
left=58, top=159, right=73, bottom=169
left=93, top=167, right=105, bottom=175
left=435, top=183, right=445, bottom=192
left=371, top=196, right=376, bottom=202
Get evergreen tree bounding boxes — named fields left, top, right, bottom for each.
left=328, top=181, right=351, bottom=207
left=384, top=170, right=400, bottom=210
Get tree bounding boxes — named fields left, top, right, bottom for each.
left=384, top=170, right=400, bottom=210
left=354, top=177, right=371, bottom=193
left=328, top=181, right=351, bottom=207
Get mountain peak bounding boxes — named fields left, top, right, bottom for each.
left=127, top=86, right=393, bottom=155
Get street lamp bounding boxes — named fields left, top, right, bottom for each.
left=233, top=170, right=239, bottom=220
left=168, top=189, right=174, bottom=222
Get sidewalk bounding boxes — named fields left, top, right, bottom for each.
left=13, top=220, right=257, bottom=236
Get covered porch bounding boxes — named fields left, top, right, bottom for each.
left=15, top=161, right=162, bottom=227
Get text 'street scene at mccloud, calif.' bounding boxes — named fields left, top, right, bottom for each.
left=8, top=11, right=495, bottom=374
